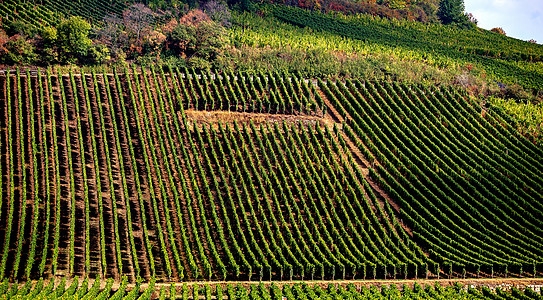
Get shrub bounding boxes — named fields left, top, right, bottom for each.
left=167, top=11, right=229, bottom=62
left=0, top=34, right=37, bottom=65
left=490, top=27, right=506, bottom=35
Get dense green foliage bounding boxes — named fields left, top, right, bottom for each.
left=1, top=279, right=542, bottom=299
left=0, top=0, right=125, bottom=29
left=230, top=10, right=465, bottom=82
left=327, top=78, right=543, bottom=276
left=437, top=0, right=467, bottom=25
left=0, top=69, right=541, bottom=284
left=1, top=0, right=543, bottom=296
left=264, top=5, right=543, bottom=90
left=488, top=97, right=543, bottom=141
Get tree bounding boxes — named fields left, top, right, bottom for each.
left=466, top=12, right=478, bottom=25
left=3, top=19, right=35, bottom=37
left=38, top=26, right=59, bottom=64
left=167, top=10, right=229, bottom=67
left=203, top=0, right=232, bottom=27
left=94, top=14, right=125, bottom=50
left=57, top=16, right=92, bottom=63
left=0, top=35, right=37, bottom=65
left=416, top=1, right=439, bottom=23
left=437, top=0, right=466, bottom=25
left=123, top=3, right=155, bottom=41
left=387, top=0, right=406, bottom=9
left=0, top=28, right=9, bottom=56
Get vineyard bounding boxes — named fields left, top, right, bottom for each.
left=0, top=0, right=125, bottom=29
left=0, top=66, right=542, bottom=298
left=232, top=5, right=543, bottom=89
left=2, top=278, right=543, bottom=299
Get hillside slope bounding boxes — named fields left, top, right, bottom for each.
left=232, top=5, right=543, bottom=90
left=0, top=68, right=541, bottom=284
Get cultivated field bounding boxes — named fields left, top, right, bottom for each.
left=0, top=67, right=541, bottom=295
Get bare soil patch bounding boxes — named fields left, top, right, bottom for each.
left=184, top=110, right=326, bottom=130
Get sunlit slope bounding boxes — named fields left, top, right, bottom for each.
left=234, top=5, right=543, bottom=89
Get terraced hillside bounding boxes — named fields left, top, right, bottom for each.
left=0, top=67, right=541, bottom=285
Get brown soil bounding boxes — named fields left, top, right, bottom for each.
left=185, top=110, right=325, bottom=130
left=144, top=277, right=543, bottom=291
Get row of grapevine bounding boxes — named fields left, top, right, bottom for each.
left=0, top=68, right=541, bottom=282
left=1, top=277, right=542, bottom=299
left=263, top=5, right=543, bottom=89
left=323, top=77, right=543, bottom=277
left=0, top=69, right=15, bottom=279
left=175, top=69, right=321, bottom=116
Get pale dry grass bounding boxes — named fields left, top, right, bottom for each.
left=183, top=110, right=332, bottom=131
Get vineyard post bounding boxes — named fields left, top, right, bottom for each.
left=423, top=264, right=427, bottom=279
left=289, top=265, right=293, bottom=281
left=491, top=265, right=494, bottom=278
left=252, top=96, right=256, bottom=113
left=0, top=68, right=4, bottom=222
